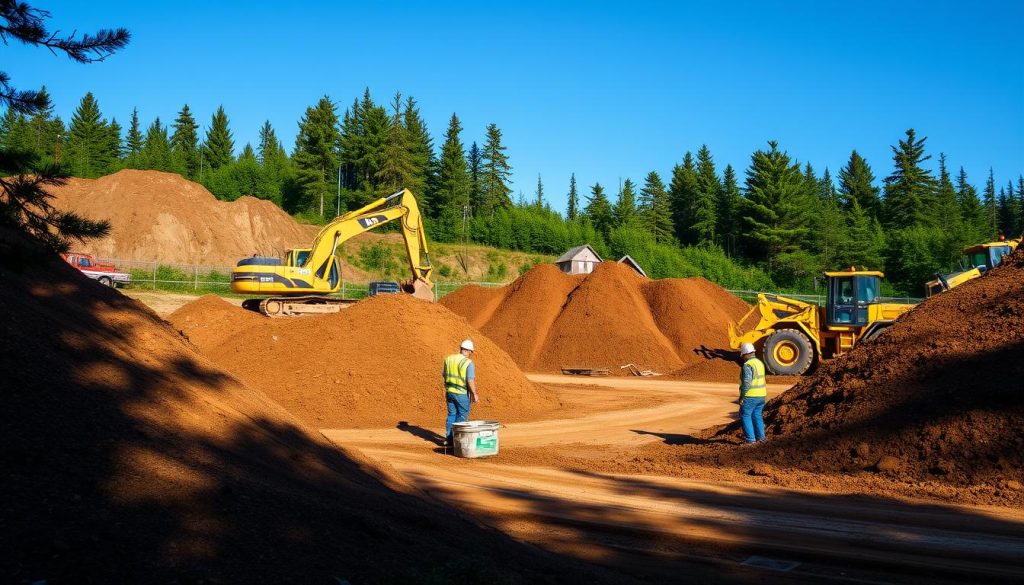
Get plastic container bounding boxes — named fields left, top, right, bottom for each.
left=451, top=420, right=500, bottom=458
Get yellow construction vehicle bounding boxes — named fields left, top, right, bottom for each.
left=925, top=236, right=1020, bottom=297
left=230, top=188, right=433, bottom=316
left=727, top=269, right=915, bottom=375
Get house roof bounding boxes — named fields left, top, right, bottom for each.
left=555, top=244, right=602, bottom=263
left=618, top=255, right=648, bottom=277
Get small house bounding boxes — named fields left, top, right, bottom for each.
left=618, top=255, right=648, bottom=278
left=555, top=244, right=602, bottom=274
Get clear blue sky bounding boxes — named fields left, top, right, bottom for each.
left=11, top=1, right=1024, bottom=212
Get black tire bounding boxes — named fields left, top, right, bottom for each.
left=763, top=329, right=814, bottom=375
left=98, top=276, right=113, bottom=287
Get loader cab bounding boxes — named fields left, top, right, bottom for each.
left=964, top=242, right=1013, bottom=273
left=825, top=270, right=882, bottom=327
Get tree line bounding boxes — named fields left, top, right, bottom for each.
left=3, top=88, right=1022, bottom=295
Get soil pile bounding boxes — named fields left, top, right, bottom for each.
left=170, top=294, right=559, bottom=428
left=697, top=249, right=1024, bottom=493
left=441, top=261, right=749, bottom=378
left=0, top=227, right=615, bottom=583
left=47, top=170, right=310, bottom=266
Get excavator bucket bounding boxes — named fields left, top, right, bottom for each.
left=406, top=278, right=434, bottom=301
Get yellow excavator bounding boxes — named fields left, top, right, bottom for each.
left=924, top=236, right=1020, bottom=297
left=230, top=188, right=433, bottom=316
left=728, top=269, right=915, bottom=375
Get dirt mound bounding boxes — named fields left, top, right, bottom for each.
left=692, top=248, right=1024, bottom=496
left=0, top=227, right=614, bottom=583
left=47, top=170, right=310, bottom=266
left=442, top=261, right=749, bottom=378
left=171, top=294, right=559, bottom=429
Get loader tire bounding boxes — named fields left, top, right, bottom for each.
left=763, top=329, right=814, bottom=376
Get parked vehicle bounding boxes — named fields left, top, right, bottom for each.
left=61, top=253, right=131, bottom=287
left=368, top=281, right=401, bottom=296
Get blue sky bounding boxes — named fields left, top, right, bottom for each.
left=11, top=1, right=1024, bottom=212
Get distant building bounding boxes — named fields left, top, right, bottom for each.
left=555, top=244, right=602, bottom=274
left=618, top=255, right=648, bottom=278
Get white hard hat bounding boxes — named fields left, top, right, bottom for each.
left=460, top=338, right=475, bottom=352
left=739, top=342, right=756, bottom=356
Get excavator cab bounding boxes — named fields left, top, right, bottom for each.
left=825, top=271, right=881, bottom=326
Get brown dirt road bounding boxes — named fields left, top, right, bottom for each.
left=324, top=376, right=1024, bottom=584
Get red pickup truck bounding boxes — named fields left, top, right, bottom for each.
left=61, top=253, right=131, bottom=287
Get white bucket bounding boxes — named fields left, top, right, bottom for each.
left=451, top=420, right=500, bottom=458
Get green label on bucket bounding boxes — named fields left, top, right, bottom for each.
left=476, top=436, right=497, bottom=453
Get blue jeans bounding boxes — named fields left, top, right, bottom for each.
left=740, top=396, right=766, bottom=442
left=445, top=391, right=472, bottom=441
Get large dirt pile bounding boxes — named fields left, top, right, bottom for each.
left=441, top=262, right=749, bottom=378
left=170, top=294, right=559, bottom=428
left=48, top=170, right=310, bottom=266
left=700, top=249, right=1024, bottom=493
left=0, top=228, right=613, bottom=583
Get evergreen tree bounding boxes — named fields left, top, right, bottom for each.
left=65, top=92, right=113, bottom=178
left=290, top=96, right=340, bottom=216
left=741, top=140, right=812, bottom=269
left=838, top=198, right=884, bottom=269
left=403, top=96, right=434, bottom=208
left=838, top=150, right=881, bottom=220
left=106, top=117, right=122, bottom=165
left=337, top=97, right=363, bottom=193
left=480, top=123, right=513, bottom=215
left=201, top=105, right=234, bottom=170
left=257, top=120, right=280, bottom=166
left=356, top=89, right=390, bottom=201
left=717, top=164, right=741, bottom=254
left=138, top=117, right=171, bottom=171
left=883, top=128, right=937, bottom=228
left=812, top=167, right=847, bottom=270
left=170, top=104, right=200, bottom=179
left=535, top=174, right=544, bottom=208
left=434, top=113, right=470, bottom=239
left=124, top=107, right=143, bottom=167
left=669, top=153, right=699, bottom=244
left=0, top=108, right=32, bottom=153
left=997, top=180, right=1019, bottom=237
left=468, top=141, right=482, bottom=211
left=692, top=144, right=719, bottom=245
left=982, top=169, right=998, bottom=238
left=255, top=120, right=289, bottom=206
left=1018, top=176, right=1024, bottom=236
left=585, top=182, right=613, bottom=238
left=376, top=92, right=414, bottom=191
left=613, top=178, right=638, bottom=227
left=956, top=167, right=986, bottom=240
left=566, top=173, right=579, bottom=220
left=27, top=86, right=63, bottom=162
left=935, top=153, right=962, bottom=228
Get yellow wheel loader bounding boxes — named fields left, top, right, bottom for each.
left=727, top=270, right=916, bottom=375
left=924, top=236, right=1019, bottom=297
left=230, top=188, right=433, bottom=316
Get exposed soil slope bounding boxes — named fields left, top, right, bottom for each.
left=170, top=294, right=559, bottom=428
left=0, top=228, right=615, bottom=584
left=441, top=262, right=749, bottom=379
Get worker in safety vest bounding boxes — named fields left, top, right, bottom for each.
left=738, top=342, right=767, bottom=443
left=443, top=338, right=478, bottom=446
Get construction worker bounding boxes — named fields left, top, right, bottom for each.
left=443, top=339, right=478, bottom=446
left=738, top=342, right=767, bottom=443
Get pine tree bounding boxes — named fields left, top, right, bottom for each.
left=0, top=108, right=32, bottom=153
left=290, top=96, right=340, bottom=216
left=434, top=113, right=470, bottom=238
left=717, top=165, right=741, bottom=254
left=692, top=145, right=719, bottom=245
left=535, top=174, right=544, bottom=208
left=65, top=92, right=113, bottom=178
left=997, top=180, right=1019, bottom=237
left=883, top=128, right=937, bottom=228
left=983, top=168, right=998, bottom=238
left=357, top=89, right=390, bottom=201
left=255, top=120, right=290, bottom=206
left=201, top=105, right=234, bottom=171
left=170, top=104, right=200, bottom=179
left=1018, top=176, right=1024, bottom=236
left=566, top=173, right=579, bottom=220
left=257, top=121, right=279, bottom=166
left=480, top=123, right=513, bottom=215
left=838, top=150, right=882, bottom=220
left=468, top=141, right=482, bottom=211
left=934, top=153, right=961, bottom=227
left=741, top=140, right=812, bottom=268
left=669, top=153, right=698, bottom=244
left=28, top=86, right=62, bottom=162
left=124, top=107, right=143, bottom=167
left=839, top=198, right=884, bottom=269
left=585, top=182, right=613, bottom=238
left=376, top=92, right=414, bottom=191
left=812, top=167, right=847, bottom=270
left=403, top=96, right=434, bottom=208
left=106, top=117, right=122, bottom=166
left=139, top=117, right=171, bottom=171
left=956, top=167, right=986, bottom=240
left=613, top=178, right=638, bottom=227
left=338, top=97, right=363, bottom=193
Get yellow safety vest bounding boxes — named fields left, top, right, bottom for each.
left=443, top=354, right=471, bottom=394
left=742, top=357, right=767, bottom=398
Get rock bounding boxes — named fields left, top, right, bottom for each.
left=875, top=455, right=902, bottom=473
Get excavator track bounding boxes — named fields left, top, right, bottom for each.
left=242, top=295, right=357, bottom=317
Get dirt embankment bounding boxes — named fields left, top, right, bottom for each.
left=441, top=262, right=750, bottom=380
left=170, top=294, right=560, bottom=429
left=0, top=227, right=619, bottom=583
